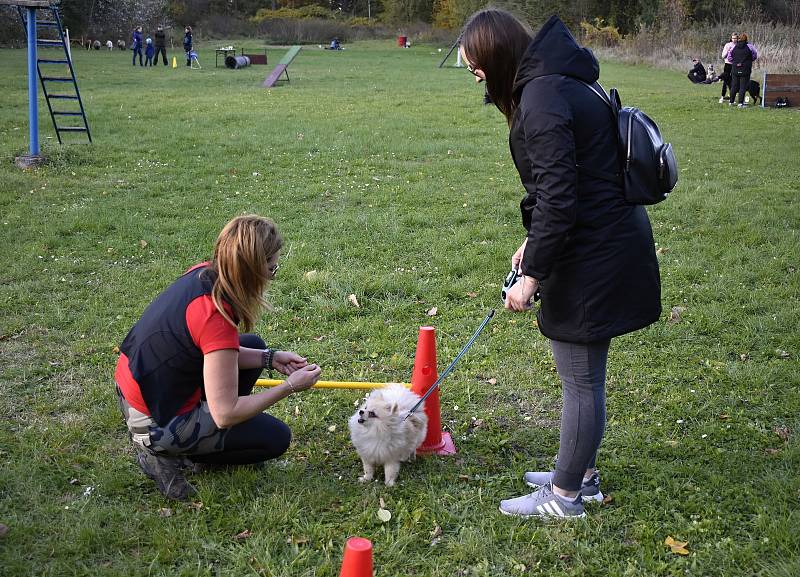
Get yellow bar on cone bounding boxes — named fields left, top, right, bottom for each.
left=255, top=379, right=410, bottom=390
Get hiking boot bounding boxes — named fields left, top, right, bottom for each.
left=137, top=450, right=196, bottom=501
left=499, top=483, right=586, bottom=519
left=523, top=470, right=604, bottom=503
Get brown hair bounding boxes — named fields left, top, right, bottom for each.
left=461, top=9, right=532, bottom=125
left=207, top=214, right=282, bottom=332
left=739, top=32, right=748, bottom=42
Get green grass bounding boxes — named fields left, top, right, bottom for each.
left=1, top=41, right=799, bottom=576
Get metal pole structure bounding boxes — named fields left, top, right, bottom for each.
left=256, top=379, right=410, bottom=390
left=26, top=6, right=39, bottom=157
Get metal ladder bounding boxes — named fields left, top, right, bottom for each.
left=17, top=3, right=92, bottom=144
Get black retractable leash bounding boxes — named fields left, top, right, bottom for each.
left=403, top=309, right=495, bottom=421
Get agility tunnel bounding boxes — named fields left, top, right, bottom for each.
left=225, top=55, right=250, bottom=69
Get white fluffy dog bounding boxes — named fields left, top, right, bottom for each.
left=348, top=385, right=428, bottom=486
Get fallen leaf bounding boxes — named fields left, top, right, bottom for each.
left=377, top=508, right=392, bottom=523
left=112, top=346, right=120, bottom=354
left=0, top=524, right=8, bottom=538
left=668, top=306, right=685, bottom=324
left=69, top=478, right=80, bottom=485
left=348, top=294, right=360, bottom=308
left=774, top=426, right=791, bottom=441
left=139, top=239, right=148, bottom=249
left=776, top=349, right=790, bottom=359
left=487, top=378, right=497, bottom=385
left=303, top=270, right=318, bottom=280
left=765, top=448, right=780, bottom=455
left=458, top=474, right=470, bottom=481
left=189, top=501, right=204, bottom=510
left=379, top=497, right=387, bottom=508
left=158, top=507, right=172, bottom=517
left=739, top=353, right=749, bottom=361
left=656, top=247, right=669, bottom=255
left=430, top=524, right=442, bottom=538
left=327, top=424, right=336, bottom=432
left=234, top=529, right=253, bottom=540
left=313, top=335, right=325, bottom=341
left=719, top=414, right=730, bottom=420
left=427, top=307, right=438, bottom=316
left=602, top=494, right=615, bottom=506
left=664, top=536, right=689, bottom=555
left=466, top=292, right=478, bottom=298
left=294, top=405, right=300, bottom=416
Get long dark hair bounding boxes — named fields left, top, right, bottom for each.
left=461, top=9, right=532, bottom=125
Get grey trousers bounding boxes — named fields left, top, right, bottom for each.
left=550, top=338, right=611, bottom=491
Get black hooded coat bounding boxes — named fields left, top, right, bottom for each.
left=509, top=15, right=661, bottom=343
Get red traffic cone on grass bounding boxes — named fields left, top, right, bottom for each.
left=411, top=326, right=457, bottom=455
left=338, top=537, right=373, bottom=577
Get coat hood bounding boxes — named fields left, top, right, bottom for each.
left=513, top=15, right=599, bottom=96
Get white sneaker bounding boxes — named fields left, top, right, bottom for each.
left=523, top=470, right=604, bottom=503
left=719, top=97, right=725, bottom=103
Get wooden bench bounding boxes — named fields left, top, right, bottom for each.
left=262, top=45, right=301, bottom=88
left=762, top=73, right=800, bottom=107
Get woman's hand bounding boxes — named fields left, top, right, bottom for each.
left=505, top=275, right=539, bottom=312
left=511, top=239, right=527, bottom=270
left=284, top=364, right=322, bottom=393
left=272, top=350, right=308, bottom=376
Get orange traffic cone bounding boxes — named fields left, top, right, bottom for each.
left=411, top=326, right=457, bottom=455
left=338, top=537, right=373, bottom=577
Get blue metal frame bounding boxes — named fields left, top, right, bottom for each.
left=26, top=7, right=39, bottom=156
left=17, top=3, right=92, bottom=148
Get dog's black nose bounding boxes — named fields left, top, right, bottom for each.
left=358, top=410, right=364, bottom=416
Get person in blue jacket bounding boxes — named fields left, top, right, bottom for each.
left=183, top=26, right=193, bottom=67
left=131, top=26, right=143, bottom=66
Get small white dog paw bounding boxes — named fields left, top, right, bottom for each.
left=358, top=475, right=373, bottom=483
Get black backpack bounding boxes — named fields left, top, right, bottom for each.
left=582, top=82, right=679, bottom=205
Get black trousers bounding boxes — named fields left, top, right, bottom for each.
left=155, top=46, right=167, bottom=65
left=720, top=63, right=733, bottom=97
left=730, top=72, right=751, bottom=104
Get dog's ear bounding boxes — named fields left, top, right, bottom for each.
left=388, top=402, right=399, bottom=414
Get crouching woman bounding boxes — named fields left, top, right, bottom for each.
left=114, top=214, right=322, bottom=500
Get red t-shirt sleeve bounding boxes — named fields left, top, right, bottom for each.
left=185, top=295, right=240, bottom=354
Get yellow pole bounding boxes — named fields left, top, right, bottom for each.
left=255, top=379, right=410, bottom=390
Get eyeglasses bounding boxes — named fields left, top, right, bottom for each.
left=268, top=263, right=280, bottom=278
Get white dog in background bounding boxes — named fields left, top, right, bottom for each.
left=348, top=385, right=428, bottom=486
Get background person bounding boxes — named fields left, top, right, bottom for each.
left=154, top=26, right=168, bottom=66
left=115, top=215, right=322, bottom=500
left=131, top=26, right=143, bottom=66
left=144, top=37, right=154, bottom=66
left=719, top=32, right=738, bottom=103
left=460, top=10, right=661, bottom=519
left=687, top=58, right=707, bottom=83
left=183, top=26, right=193, bottom=66
left=730, top=32, right=757, bottom=106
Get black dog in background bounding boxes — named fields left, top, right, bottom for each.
left=688, top=59, right=761, bottom=104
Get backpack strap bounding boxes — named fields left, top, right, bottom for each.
left=576, top=80, right=624, bottom=185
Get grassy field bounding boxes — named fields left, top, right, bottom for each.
left=1, top=40, right=798, bottom=577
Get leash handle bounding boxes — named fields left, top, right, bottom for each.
left=404, top=309, right=495, bottom=420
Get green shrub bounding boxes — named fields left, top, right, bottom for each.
left=580, top=18, right=622, bottom=47
left=251, top=5, right=334, bottom=23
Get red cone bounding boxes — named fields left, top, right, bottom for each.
left=411, top=326, right=456, bottom=455
left=338, top=537, right=373, bottom=577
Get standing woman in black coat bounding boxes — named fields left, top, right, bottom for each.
left=460, top=10, right=661, bottom=519
left=729, top=32, right=754, bottom=107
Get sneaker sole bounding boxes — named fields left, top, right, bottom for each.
left=498, top=506, right=586, bottom=519
left=525, top=480, right=604, bottom=503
